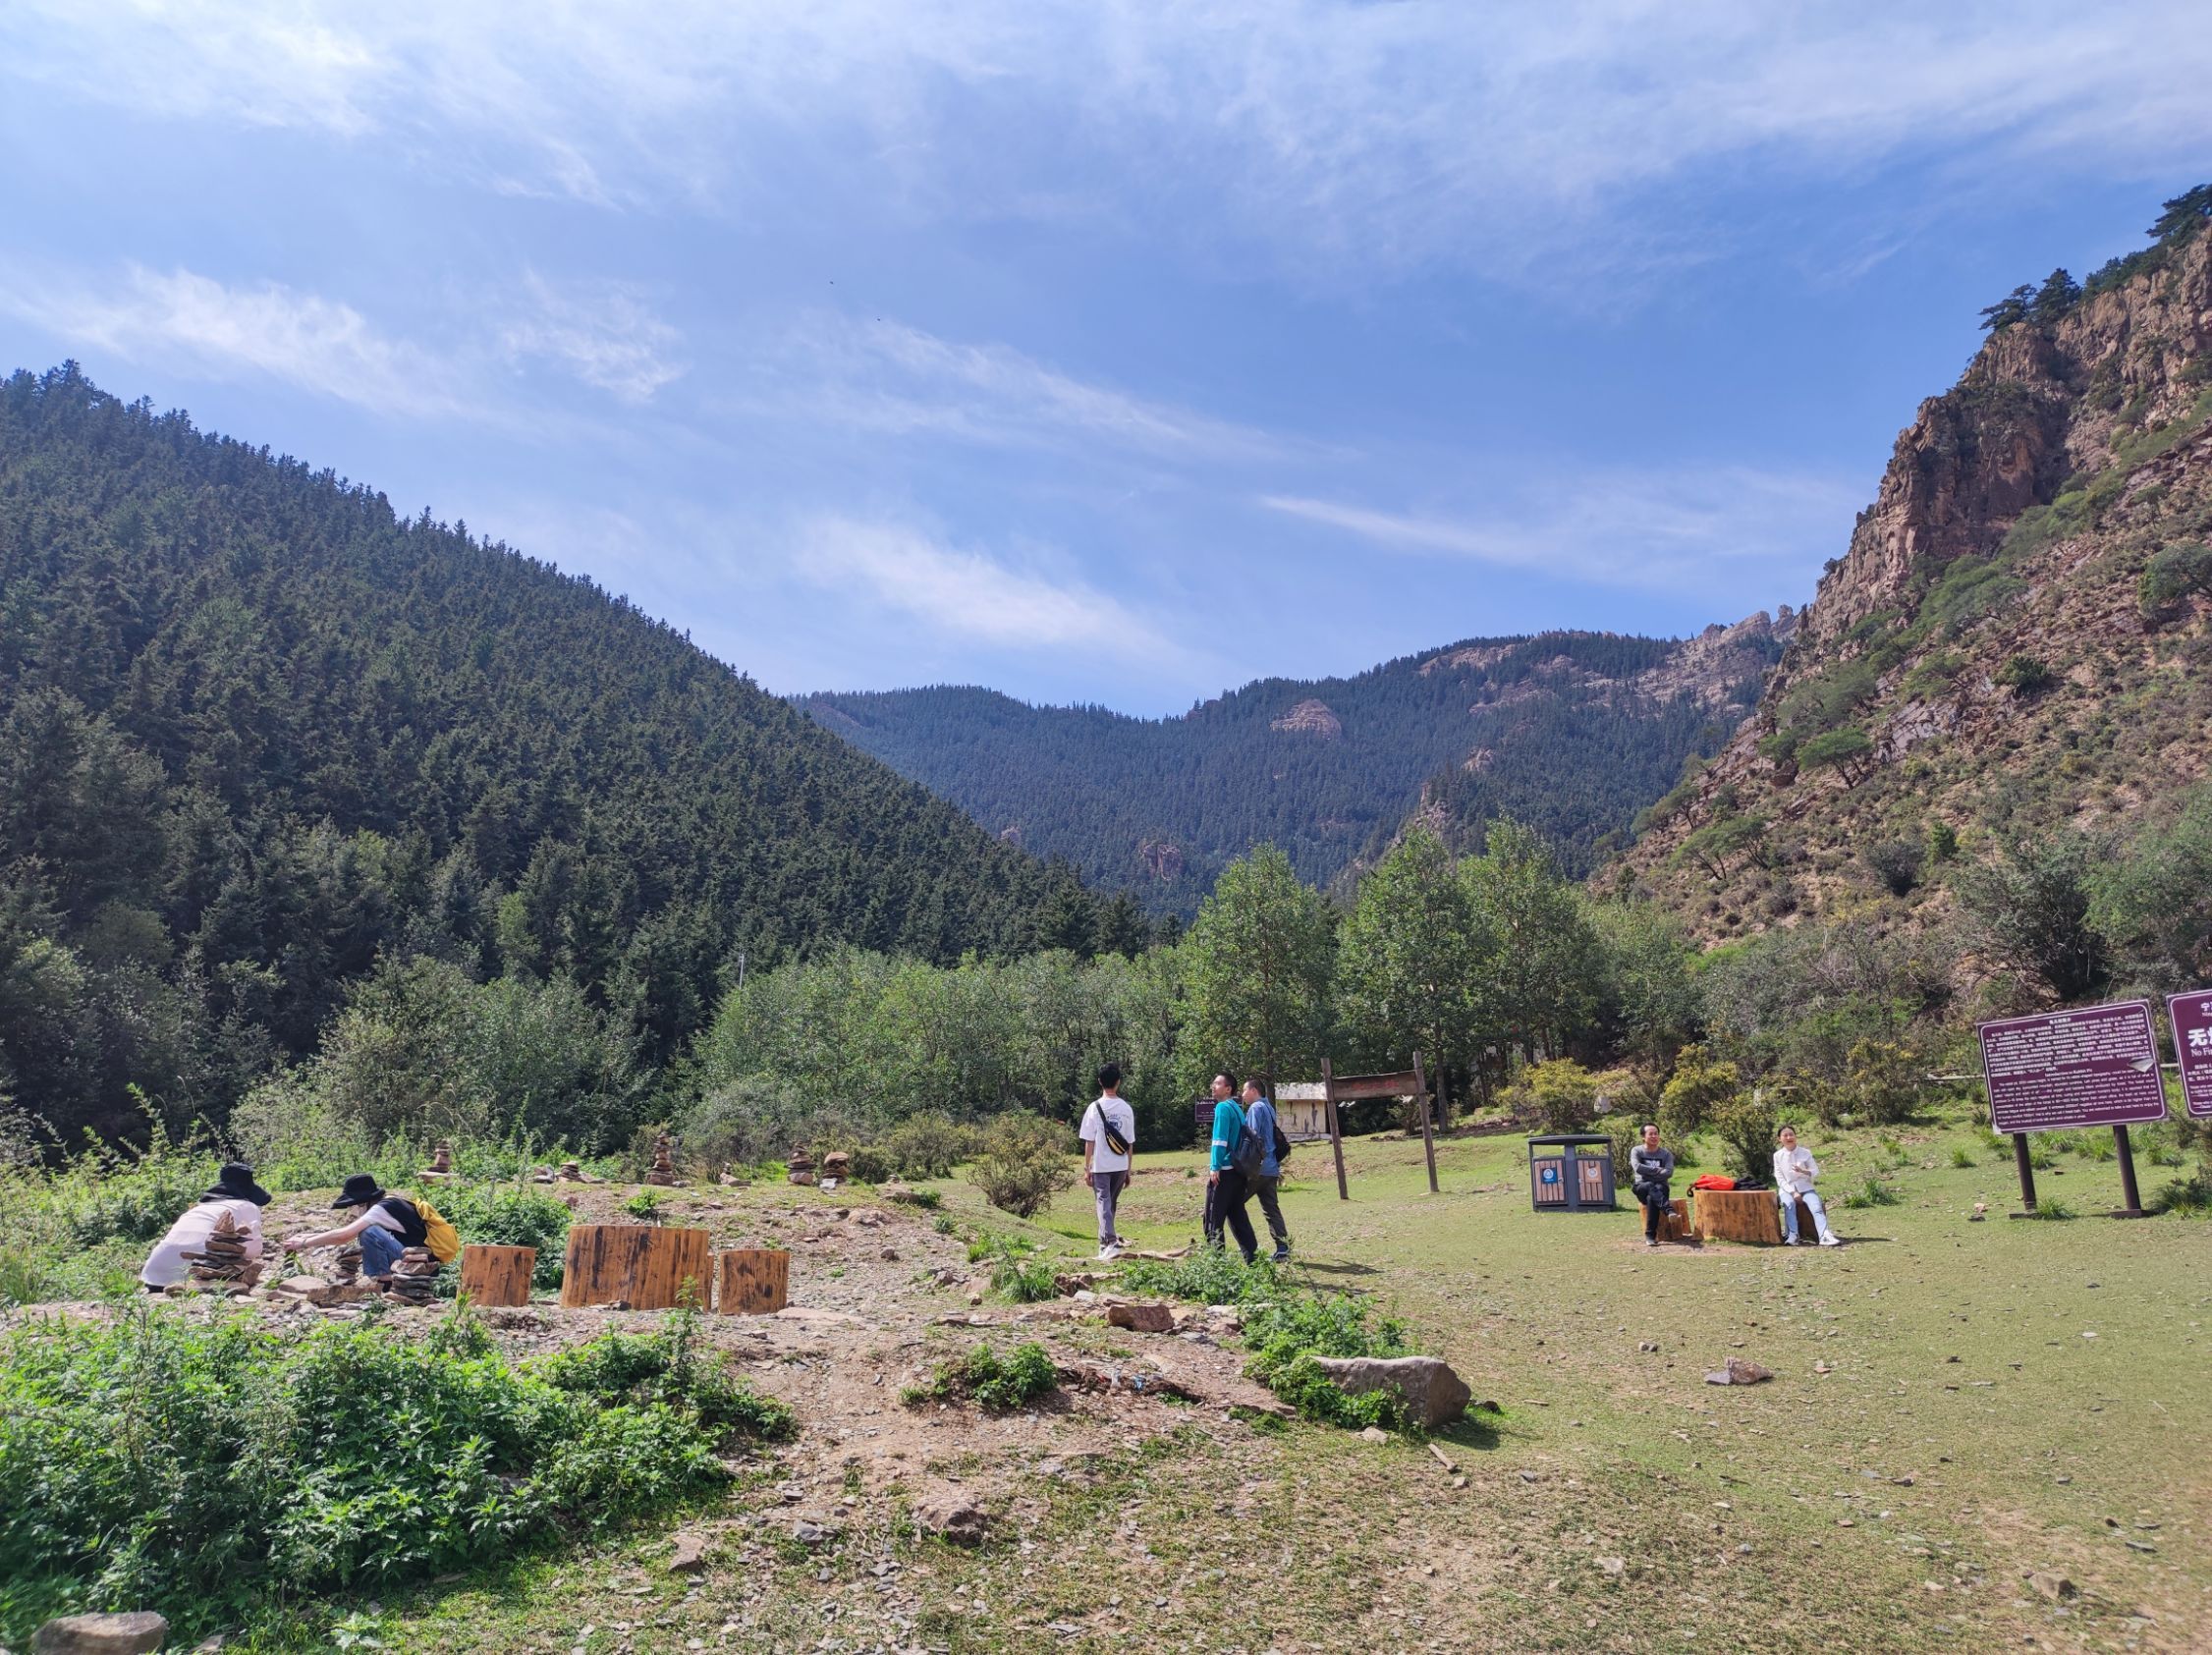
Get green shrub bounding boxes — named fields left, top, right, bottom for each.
left=1242, top=1293, right=1417, bottom=1432
left=622, top=1189, right=664, bottom=1223
left=985, top=1240, right=1059, bottom=1304
left=1996, top=654, right=2056, bottom=696
left=1117, top=1251, right=1420, bottom=1431
left=0, top=1305, right=750, bottom=1642
left=2146, top=1167, right=2212, bottom=1216
left=2022, top=1198, right=2076, bottom=1220
left=932, top=1214, right=956, bottom=1235
left=1508, top=1058, right=1599, bottom=1133
left=1707, top=1089, right=1781, bottom=1185
left=872, top=1112, right=985, bottom=1181
left=1656, top=1047, right=1740, bottom=1139
left=435, top=1184, right=574, bottom=1293
left=1842, top=1177, right=1903, bottom=1209
left=966, top=1113, right=1078, bottom=1219
left=1949, top=1145, right=1976, bottom=1169
left=905, top=1342, right=1059, bottom=1411
left=534, top=1305, right=793, bottom=1440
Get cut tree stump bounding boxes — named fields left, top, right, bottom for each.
left=1691, top=1188, right=1784, bottom=1245
left=559, top=1225, right=711, bottom=1309
left=714, top=1247, right=791, bottom=1314
left=458, top=1243, right=536, bottom=1307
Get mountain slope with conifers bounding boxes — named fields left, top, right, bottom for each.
left=1618, top=187, right=2212, bottom=942
left=800, top=615, right=1783, bottom=913
left=0, top=364, right=1107, bottom=1142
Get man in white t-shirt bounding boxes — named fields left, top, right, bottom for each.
left=1078, top=1062, right=1138, bottom=1260
left=1773, top=1125, right=1841, bottom=1246
left=139, top=1161, right=272, bottom=1288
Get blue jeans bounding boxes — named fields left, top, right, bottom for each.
left=1781, top=1191, right=1833, bottom=1242
left=358, top=1225, right=404, bottom=1277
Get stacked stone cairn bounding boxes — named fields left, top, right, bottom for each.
left=819, top=1150, right=852, bottom=1186
left=787, top=1146, right=816, bottom=1186
left=420, top=1140, right=454, bottom=1182
left=184, top=1209, right=253, bottom=1290
left=645, top=1131, right=679, bottom=1186
left=331, top=1244, right=362, bottom=1287
left=381, top=1245, right=440, bottom=1306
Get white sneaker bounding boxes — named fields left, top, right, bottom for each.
left=1818, top=1234, right=1842, bottom=1247
left=1098, top=1245, right=1122, bottom=1261
left=1783, top=1237, right=1800, bottom=1246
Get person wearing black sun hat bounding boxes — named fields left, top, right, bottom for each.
left=284, top=1172, right=461, bottom=1278
left=138, top=1160, right=273, bottom=1290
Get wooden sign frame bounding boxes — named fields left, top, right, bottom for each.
left=1318, top=1053, right=1437, bottom=1199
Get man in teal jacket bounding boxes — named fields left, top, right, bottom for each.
left=1202, top=1071, right=1258, bottom=1262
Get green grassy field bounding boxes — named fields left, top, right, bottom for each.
left=263, top=1113, right=2207, bottom=1655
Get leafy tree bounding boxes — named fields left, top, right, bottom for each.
left=2148, top=183, right=2212, bottom=243
left=1956, top=835, right=2111, bottom=1003
left=1588, top=903, right=1701, bottom=1070
left=2029, top=267, right=2080, bottom=325
left=1798, top=727, right=1874, bottom=787
left=1979, top=284, right=2034, bottom=331
left=1335, top=826, right=1483, bottom=1111
left=1676, top=813, right=1765, bottom=881
left=1463, top=820, right=1600, bottom=1067
left=2091, top=785, right=2212, bottom=986
left=1177, top=845, right=1334, bottom=1089
left=1656, top=1046, right=1741, bottom=1139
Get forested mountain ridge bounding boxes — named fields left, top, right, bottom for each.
left=800, top=618, right=1783, bottom=912
left=0, top=364, right=1109, bottom=1142
left=1619, top=190, right=2212, bottom=941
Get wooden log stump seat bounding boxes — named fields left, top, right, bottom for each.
left=714, top=1247, right=791, bottom=1315
left=458, top=1243, right=536, bottom=1307
left=1691, top=1187, right=1785, bottom=1245
left=559, top=1224, right=712, bottom=1309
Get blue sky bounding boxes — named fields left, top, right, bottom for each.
left=2, top=4, right=2207, bottom=716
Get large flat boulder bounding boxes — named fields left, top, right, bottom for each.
left=1311, top=1355, right=1471, bottom=1429
left=32, top=1613, right=170, bottom=1654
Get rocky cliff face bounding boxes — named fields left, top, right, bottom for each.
left=1621, top=220, right=2212, bottom=939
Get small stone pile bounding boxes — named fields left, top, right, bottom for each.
left=381, top=1245, right=440, bottom=1306
left=331, top=1244, right=361, bottom=1287
left=184, top=1209, right=254, bottom=1290
left=820, top=1150, right=852, bottom=1184
left=645, top=1131, right=679, bottom=1186
left=420, top=1140, right=454, bottom=1182
left=788, top=1147, right=816, bottom=1186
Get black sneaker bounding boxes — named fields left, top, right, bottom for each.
left=1271, top=1246, right=1292, bottom=1263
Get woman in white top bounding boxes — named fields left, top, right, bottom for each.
left=1773, top=1126, right=1841, bottom=1246
left=139, top=1161, right=272, bottom=1288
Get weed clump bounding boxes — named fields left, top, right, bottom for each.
left=1843, top=1177, right=1904, bottom=1209
left=903, top=1342, right=1058, bottom=1411
left=1120, top=1251, right=1419, bottom=1430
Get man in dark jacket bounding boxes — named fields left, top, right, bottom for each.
left=1630, top=1123, right=1677, bottom=1246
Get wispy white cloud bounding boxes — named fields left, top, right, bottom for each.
left=795, top=514, right=1198, bottom=670
left=1263, top=465, right=1862, bottom=592
left=762, top=314, right=1300, bottom=465
left=6, top=3, right=2207, bottom=281
left=502, top=272, right=685, bottom=404
left=0, top=261, right=469, bottom=418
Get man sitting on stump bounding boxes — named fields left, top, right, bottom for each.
left=284, top=1175, right=460, bottom=1276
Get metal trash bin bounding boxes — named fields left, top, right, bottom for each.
left=1526, top=1133, right=1618, bottom=1212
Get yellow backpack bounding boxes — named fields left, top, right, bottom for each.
left=398, top=1192, right=462, bottom=1264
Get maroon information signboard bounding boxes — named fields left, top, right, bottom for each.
left=2168, top=990, right=2212, bottom=1120
left=1978, top=1000, right=2168, bottom=1132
